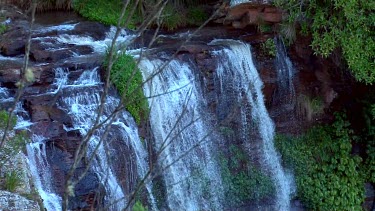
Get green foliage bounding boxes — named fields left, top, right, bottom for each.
left=4, top=170, right=21, bottom=192
left=72, top=0, right=140, bottom=28
left=161, top=4, right=186, bottom=31
left=107, top=53, right=148, bottom=124
left=0, top=24, right=6, bottom=35
left=0, top=110, right=17, bottom=129
left=218, top=145, right=274, bottom=207
left=261, top=38, right=276, bottom=57
left=133, top=200, right=147, bottom=211
left=186, top=6, right=208, bottom=26
left=275, top=114, right=365, bottom=210
left=258, top=24, right=273, bottom=34
left=273, top=0, right=375, bottom=84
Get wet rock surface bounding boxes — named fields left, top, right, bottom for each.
left=0, top=190, right=40, bottom=211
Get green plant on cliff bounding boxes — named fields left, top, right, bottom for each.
left=105, top=52, right=148, bottom=124
left=261, top=38, right=277, bottom=57
left=275, top=113, right=365, bottom=210
left=4, top=170, right=22, bottom=192
left=273, top=0, right=375, bottom=84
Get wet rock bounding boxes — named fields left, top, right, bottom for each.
left=0, top=190, right=40, bottom=211
left=30, top=45, right=93, bottom=63
left=30, top=121, right=65, bottom=139
left=74, top=21, right=109, bottom=40
left=0, top=25, right=28, bottom=56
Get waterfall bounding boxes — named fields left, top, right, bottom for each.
left=58, top=67, right=156, bottom=210
left=210, top=39, right=293, bottom=210
left=275, top=38, right=296, bottom=106
left=139, top=59, right=224, bottom=211
left=26, top=136, right=62, bottom=211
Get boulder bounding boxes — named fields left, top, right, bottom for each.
left=0, top=190, right=40, bottom=211
left=73, top=21, right=109, bottom=40
left=0, top=27, right=27, bottom=56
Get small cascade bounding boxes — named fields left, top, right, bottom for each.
left=58, top=69, right=127, bottom=210
left=139, top=59, right=224, bottom=210
left=26, top=136, right=62, bottom=211
left=58, top=67, right=156, bottom=210
left=210, top=39, right=293, bottom=210
left=275, top=38, right=296, bottom=106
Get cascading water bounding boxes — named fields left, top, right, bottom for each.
left=210, top=39, right=293, bottom=210
left=139, top=59, right=224, bottom=210
left=275, top=38, right=296, bottom=106
left=27, top=136, right=62, bottom=211
left=0, top=21, right=155, bottom=210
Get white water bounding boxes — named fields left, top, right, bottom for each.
left=210, top=39, right=292, bottom=210
left=26, top=135, right=62, bottom=211
left=58, top=67, right=156, bottom=210
left=139, top=59, right=224, bottom=210
left=230, top=0, right=270, bottom=7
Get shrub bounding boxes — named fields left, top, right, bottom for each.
left=273, top=0, right=375, bottom=84
left=72, top=0, right=140, bottom=28
left=0, top=24, right=6, bottom=35
left=275, top=114, right=365, bottom=210
left=133, top=200, right=147, bottom=211
left=107, top=53, right=148, bottom=124
left=260, top=38, right=276, bottom=57
left=161, top=4, right=186, bottom=31
left=5, top=170, right=22, bottom=192
left=187, top=6, right=207, bottom=26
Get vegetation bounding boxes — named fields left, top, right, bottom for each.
left=106, top=53, right=148, bottom=124
left=0, top=111, right=27, bottom=168
left=73, top=0, right=208, bottom=30
left=273, top=0, right=375, bottom=84
left=260, top=38, right=276, bottom=57
left=133, top=200, right=148, bottom=211
left=0, top=24, right=6, bottom=34
left=275, top=114, right=365, bottom=210
left=72, top=0, right=141, bottom=28
left=4, top=170, right=22, bottom=192
left=218, top=145, right=274, bottom=207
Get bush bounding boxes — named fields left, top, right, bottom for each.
left=261, top=38, right=276, bottom=57
left=5, top=170, right=21, bottom=192
left=275, top=114, right=365, bottom=210
left=72, top=0, right=140, bottom=28
left=0, top=24, right=6, bottom=35
left=161, top=4, right=186, bottom=31
left=273, top=0, right=375, bottom=84
left=187, top=6, right=207, bottom=26
left=107, top=53, right=148, bottom=124
left=133, top=200, right=147, bottom=211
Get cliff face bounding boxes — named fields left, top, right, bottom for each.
left=0, top=3, right=373, bottom=210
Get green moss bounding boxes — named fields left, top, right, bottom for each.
left=72, top=0, right=140, bottom=28
left=275, top=114, right=365, bottom=210
left=107, top=53, right=148, bottom=124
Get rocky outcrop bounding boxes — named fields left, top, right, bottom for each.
left=214, top=3, right=283, bottom=29
left=0, top=190, right=40, bottom=211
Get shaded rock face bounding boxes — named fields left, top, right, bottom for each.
left=0, top=190, right=40, bottom=211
